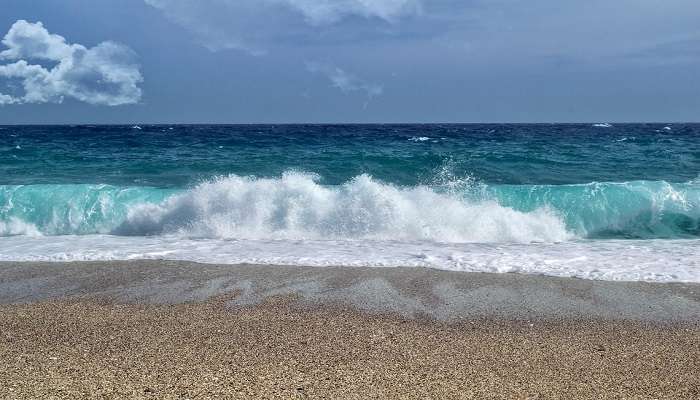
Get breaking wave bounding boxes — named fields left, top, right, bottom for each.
left=1, top=172, right=698, bottom=242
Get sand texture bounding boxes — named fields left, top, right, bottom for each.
left=1, top=261, right=699, bottom=399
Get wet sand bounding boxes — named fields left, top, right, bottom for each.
left=1, top=261, right=699, bottom=398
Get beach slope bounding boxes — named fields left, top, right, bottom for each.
left=1, top=261, right=698, bottom=398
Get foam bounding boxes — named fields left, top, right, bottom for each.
left=115, top=172, right=571, bottom=243
left=0, top=217, right=41, bottom=237
left=0, top=235, right=697, bottom=282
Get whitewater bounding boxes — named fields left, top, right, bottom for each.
left=1, top=172, right=699, bottom=282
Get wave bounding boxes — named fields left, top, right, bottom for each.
left=1, top=173, right=698, bottom=242
left=475, top=180, right=700, bottom=239
left=114, top=173, right=568, bottom=242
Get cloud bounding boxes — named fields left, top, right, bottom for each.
left=0, top=93, right=18, bottom=105
left=145, top=0, right=423, bottom=54
left=306, top=61, right=383, bottom=106
left=275, top=0, right=422, bottom=25
left=0, top=20, right=142, bottom=106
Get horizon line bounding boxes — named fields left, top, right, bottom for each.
left=1, top=121, right=698, bottom=127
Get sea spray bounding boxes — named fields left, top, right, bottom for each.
left=115, top=172, right=571, bottom=243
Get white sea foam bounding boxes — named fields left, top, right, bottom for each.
left=0, top=235, right=697, bottom=282
left=115, top=172, right=572, bottom=243
left=0, top=217, right=41, bottom=237
left=408, top=136, right=431, bottom=142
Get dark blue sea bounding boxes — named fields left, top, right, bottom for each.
left=1, top=124, right=698, bottom=281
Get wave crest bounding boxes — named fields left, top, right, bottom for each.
left=116, top=172, right=571, bottom=243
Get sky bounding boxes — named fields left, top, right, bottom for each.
left=0, top=0, right=698, bottom=123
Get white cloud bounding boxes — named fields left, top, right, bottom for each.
left=276, top=0, right=421, bottom=25
left=144, top=0, right=422, bottom=54
left=0, top=93, right=18, bottom=105
left=0, top=20, right=143, bottom=106
left=307, top=61, right=383, bottom=106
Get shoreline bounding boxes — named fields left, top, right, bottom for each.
left=1, top=260, right=699, bottom=322
left=2, top=236, right=699, bottom=283
left=1, top=261, right=699, bottom=398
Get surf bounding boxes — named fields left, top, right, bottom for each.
left=1, top=172, right=699, bottom=242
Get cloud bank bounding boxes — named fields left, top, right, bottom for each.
left=0, top=20, right=142, bottom=106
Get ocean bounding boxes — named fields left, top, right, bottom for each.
left=1, top=124, right=698, bottom=282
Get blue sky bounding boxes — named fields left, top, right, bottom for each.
left=0, top=0, right=699, bottom=123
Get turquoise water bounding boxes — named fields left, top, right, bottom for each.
left=1, top=124, right=698, bottom=240
left=0, top=179, right=698, bottom=239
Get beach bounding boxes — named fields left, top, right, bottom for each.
left=1, top=261, right=699, bottom=398
left=2, top=0, right=700, bottom=395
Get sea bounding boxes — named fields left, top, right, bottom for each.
left=1, top=124, right=698, bottom=282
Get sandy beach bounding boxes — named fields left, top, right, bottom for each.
left=1, top=261, right=699, bottom=399
left=4, top=1, right=700, bottom=397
